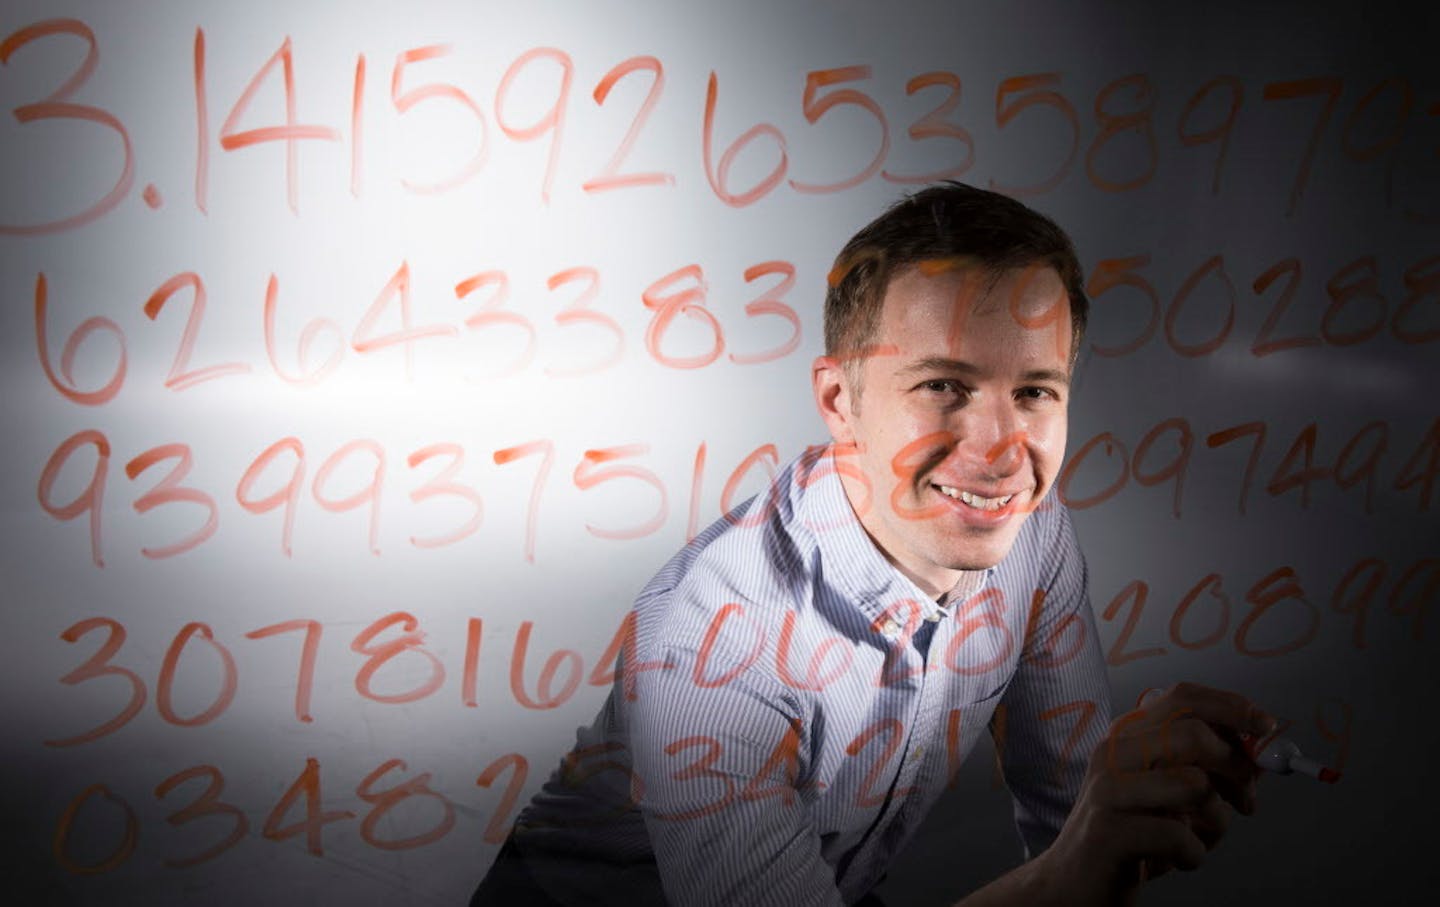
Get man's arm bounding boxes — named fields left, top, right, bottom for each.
left=951, top=681, right=1274, bottom=906
left=993, top=502, right=1112, bottom=856
left=626, top=642, right=845, bottom=907
left=956, top=504, right=1273, bottom=904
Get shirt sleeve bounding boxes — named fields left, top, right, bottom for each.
left=994, top=502, right=1112, bottom=859
left=625, top=641, right=847, bottom=907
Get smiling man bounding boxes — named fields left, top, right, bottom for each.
left=473, top=183, right=1274, bottom=906
left=818, top=259, right=1075, bottom=595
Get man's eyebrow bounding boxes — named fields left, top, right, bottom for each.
left=894, top=357, right=1071, bottom=387
left=1020, top=367, right=1071, bottom=387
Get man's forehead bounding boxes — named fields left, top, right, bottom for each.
left=894, top=355, right=1071, bottom=386
left=876, top=263, right=1066, bottom=329
left=868, top=262, right=1072, bottom=370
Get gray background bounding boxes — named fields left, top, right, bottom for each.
left=1, top=1, right=1434, bottom=904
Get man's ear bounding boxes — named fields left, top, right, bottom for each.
left=812, top=355, right=856, bottom=443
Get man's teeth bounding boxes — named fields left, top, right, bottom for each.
left=938, top=486, right=1013, bottom=510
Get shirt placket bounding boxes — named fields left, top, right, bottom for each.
left=841, top=608, right=953, bottom=892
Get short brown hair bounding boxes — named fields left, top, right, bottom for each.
left=824, top=182, right=1088, bottom=389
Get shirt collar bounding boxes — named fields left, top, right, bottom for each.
left=795, top=445, right=992, bottom=634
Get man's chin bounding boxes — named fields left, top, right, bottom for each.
left=949, top=560, right=1000, bottom=573
left=943, top=538, right=1014, bottom=572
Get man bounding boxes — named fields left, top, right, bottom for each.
left=473, top=182, right=1274, bottom=905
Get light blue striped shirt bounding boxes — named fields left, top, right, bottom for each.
left=509, top=444, right=1112, bottom=905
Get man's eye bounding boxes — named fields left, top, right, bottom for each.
left=920, top=380, right=961, bottom=394
left=1018, top=386, right=1056, bottom=401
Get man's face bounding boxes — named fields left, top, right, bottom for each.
left=814, top=263, right=1072, bottom=597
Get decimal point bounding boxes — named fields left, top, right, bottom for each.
left=143, top=184, right=163, bottom=209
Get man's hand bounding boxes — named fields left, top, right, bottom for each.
left=1032, top=682, right=1276, bottom=905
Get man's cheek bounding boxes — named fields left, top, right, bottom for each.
left=1029, top=422, right=1067, bottom=495
left=887, top=432, right=956, bottom=522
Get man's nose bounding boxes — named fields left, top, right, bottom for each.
left=954, top=398, right=1025, bottom=477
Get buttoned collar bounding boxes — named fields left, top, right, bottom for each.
left=794, top=445, right=992, bottom=638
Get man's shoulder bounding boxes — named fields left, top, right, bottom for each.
left=634, top=495, right=807, bottom=645
left=1021, top=492, right=1073, bottom=551
left=986, top=493, right=1078, bottom=593
left=626, top=447, right=857, bottom=652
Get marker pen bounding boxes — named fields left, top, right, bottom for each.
left=1247, top=734, right=1341, bottom=783
left=1136, top=689, right=1342, bottom=784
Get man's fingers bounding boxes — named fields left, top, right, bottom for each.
left=1089, top=762, right=1235, bottom=843
left=1103, top=711, right=1268, bottom=816
left=1063, top=682, right=1270, bottom=897
left=1136, top=792, right=1230, bottom=883
left=1159, top=682, right=1276, bottom=739
left=1092, top=765, right=1213, bottom=814
left=1104, top=717, right=1246, bottom=781
left=1188, top=790, right=1233, bottom=850
left=1106, top=814, right=1208, bottom=872
left=1139, top=857, right=1173, bottom=883
left=1206, top=748, right=1261, bottom=815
